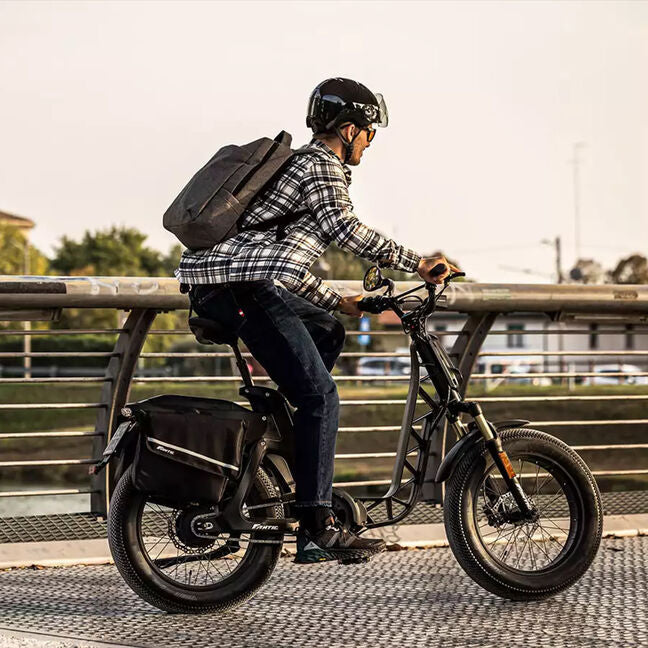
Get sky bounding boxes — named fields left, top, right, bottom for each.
left=0, top=0, right=646, bottom=283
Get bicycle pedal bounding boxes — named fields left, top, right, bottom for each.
left=339, top=555, right=371, bottom=565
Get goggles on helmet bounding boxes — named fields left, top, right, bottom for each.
left=353, top=93, right=388, bottom=128
left=318, top=92, right=389, bottom=131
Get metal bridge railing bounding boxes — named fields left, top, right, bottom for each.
left=0, top=275, right=647, bottom=528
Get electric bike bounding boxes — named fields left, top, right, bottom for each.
left=100, top=267, right=603, bottom=613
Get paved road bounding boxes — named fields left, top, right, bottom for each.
left=0, top=536, right=646, bottom=648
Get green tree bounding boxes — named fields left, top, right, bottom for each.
left=0, top=223, right=49, bottom=276
left=49, top=227, right=185, bottom=357
left=569, top=258, right=606, bottom=284
left=50, top=226, right=171, bottom=277
left=609, top=254, right=648, bottom=284
left=161, top=244, right=183, bottom=277
left=0, top=224, right=51, bottom=335
left=313, top=243, right=460, bottom=282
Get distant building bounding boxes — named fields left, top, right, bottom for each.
left=0, top=210, right=35, bottom=233
left=375, top=309, right=648, bottom=385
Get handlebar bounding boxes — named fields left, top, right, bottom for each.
left=357, top=269, right=465, bottom=315
left=430, top=263, right=466, bottom=281
left=357, top=295, right=390, bottom=314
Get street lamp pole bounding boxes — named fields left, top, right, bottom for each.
left=541, top=236, right=564, bottom=284
left=570, top=142, right=586, bottom=261
left=23, top=237, right=31, bottom=379
left=5, top=235, right=32, bottom=378
left=542, top=236, right=565, bottom=382
left=554, top=236, right=563, bottom=284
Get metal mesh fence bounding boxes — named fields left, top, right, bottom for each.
left=2, top=490, right=647, bottom=544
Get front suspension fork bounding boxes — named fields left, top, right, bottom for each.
left=449, top=402, right=537, bottom=519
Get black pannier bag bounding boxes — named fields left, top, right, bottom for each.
left=125, top=395, right=266, bottom=506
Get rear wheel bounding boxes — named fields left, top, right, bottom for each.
left=444, top=428, right=602, bottom=600
left=108, top=465, right=283, bottom=613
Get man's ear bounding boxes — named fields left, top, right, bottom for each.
left=340, top=123, right=356, bottom=141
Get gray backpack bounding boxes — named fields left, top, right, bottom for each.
left=163, top=131, right=306, bottom=250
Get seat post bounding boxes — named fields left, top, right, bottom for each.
left=232, top=343, right=254, bottom=389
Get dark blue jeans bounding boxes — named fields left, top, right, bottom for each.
left=189, top=280, right=345, bottom=508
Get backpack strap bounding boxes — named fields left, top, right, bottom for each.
left=238, top=147, right=319, bottom=241
left=179, top=282, right=195, bottom=318
left=243, top=208, right=310, bottom=241
left=274, top=130, right=293, bottom=147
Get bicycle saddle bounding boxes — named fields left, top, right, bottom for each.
left=188, top=316, right=238, bottom=347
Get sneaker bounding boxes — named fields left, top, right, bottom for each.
left=294, top=515, right=386, bottom=564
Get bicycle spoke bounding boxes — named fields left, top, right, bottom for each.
left=475, top=451, right=576, bottom=573
left=152, top=539, right=174, bottom=562
left=137, top=488, right=279, bottom=589
left=515, top=526, right=531, bottom=569
left=537, top=490, right=566, bottom=516
left=536, top=523, right=566, bottom=558
left=500, top=525, right=523, bottom=561
left=525, top=526, right=537, bottom=570
left=541, top=517, right=570, bottom=536
left=534, top=541, right=553, bottom=564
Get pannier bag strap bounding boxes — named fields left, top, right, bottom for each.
left=146, top=436, right=240, bottom=472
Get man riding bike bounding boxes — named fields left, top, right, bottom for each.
left=174, top=77, right=457, bottom=564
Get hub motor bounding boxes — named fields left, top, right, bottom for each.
left=172, top=505, right=217, bottom=550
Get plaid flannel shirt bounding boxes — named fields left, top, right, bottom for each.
left=173, top=139, right=421, bottom=311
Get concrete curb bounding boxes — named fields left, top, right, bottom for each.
left=1, top=514, right=646, bottom=569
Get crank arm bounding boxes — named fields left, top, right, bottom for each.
left=193, top=510, right=298, bottom=535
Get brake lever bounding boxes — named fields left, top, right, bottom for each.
left=445, top=271, right=466, bottom=285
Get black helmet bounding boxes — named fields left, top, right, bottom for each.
left=306, top=77, right=388, bottom=134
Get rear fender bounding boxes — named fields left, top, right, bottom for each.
left=264, top=453, right=295, bottom=494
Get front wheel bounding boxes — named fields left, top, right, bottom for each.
left=444, top=428, right=602, bottom=600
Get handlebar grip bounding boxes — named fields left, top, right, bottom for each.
left=430, top=262, right=447, bottom=277
left=358, top=297, right=385, bottom=314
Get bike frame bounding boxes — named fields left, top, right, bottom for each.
left=354, top=279, right=537, bottom=529
left=358, top=338, right=456, bottom=529
left=208, top=276, right=537, bottom=538
left=95, top=274, right=537, bottom=541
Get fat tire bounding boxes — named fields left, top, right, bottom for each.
left=444, top=428, right=602, bottom=601
left=108, top=465, right=282, bottom=614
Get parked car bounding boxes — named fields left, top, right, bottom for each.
left=582, top=364, right=648, bottom=386
left=505, top=364, right=553, bottom=386
left=356, top=356, right=411, bottom=376
left=477, top=359, right=552, bottom=389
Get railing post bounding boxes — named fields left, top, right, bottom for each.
left=421, top=312, right=497, bottom=503
left=90, top=307, right=157, bottom=516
